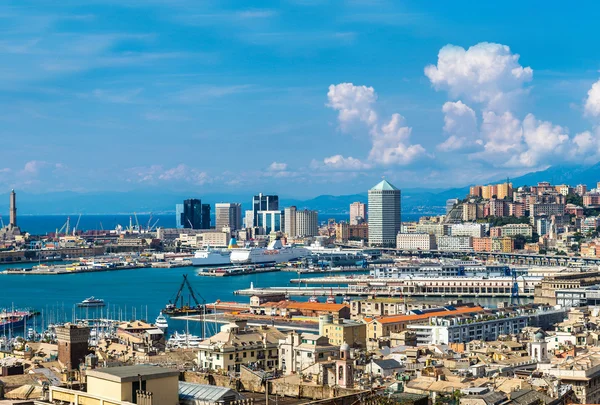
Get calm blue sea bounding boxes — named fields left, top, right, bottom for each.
left=18, top=213, right=425, bottom=235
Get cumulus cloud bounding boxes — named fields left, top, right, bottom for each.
left=369, top=114, right=426, bottom=164
left=438, top=101, right=480, bottom=152
left=268, top=162, right=287, bottom=171
left=326, top=83, right=425, bottom=166
left=585, top=79, right=600, bottom=117
left=130, top=164, right=210, bottom=185
left=327, top=83, right=378, bottom=129
left=321, top=155, right=371, bottom=170
left=425, top=42, right=532, bottom=112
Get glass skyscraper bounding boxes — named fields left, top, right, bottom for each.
left=179, top=199, right=211, bottom=229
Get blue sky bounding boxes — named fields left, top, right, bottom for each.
left=2, top=0, right=600, bottom=197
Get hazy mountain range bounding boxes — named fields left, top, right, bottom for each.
left=3, top=163, right=599, bottom=216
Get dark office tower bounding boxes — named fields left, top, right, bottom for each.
left=252, top=193, right=279, bottom=225
left=182, top=199, right=203, bottom=229
left=201, top=204, right=211, bottom=229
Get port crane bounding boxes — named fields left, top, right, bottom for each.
left=164, top=274, right=208, bottom=316
left=72, top=214, right=82, bottom=236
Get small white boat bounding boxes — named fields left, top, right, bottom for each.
left=155, top=312, right=168, bottom=330
left=167, top=331, right=202, bottom=349
left=77, top=297, right=105, bottom=307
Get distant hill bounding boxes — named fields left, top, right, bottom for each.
left=1, top=161, right=598, bottom=215
left=507, top=162, right=600, bottom=188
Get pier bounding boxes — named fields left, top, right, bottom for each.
left=235, top=276, right=539, bottom=298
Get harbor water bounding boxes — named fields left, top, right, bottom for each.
left=1, top=263, right=531, bottom=338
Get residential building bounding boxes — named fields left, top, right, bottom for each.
left=197, top=320, right=285, bottom=372
left=530, top=202, right=565, bottom=219
left=536, top=216, right=550, bottom=236
left=446, top=198, right=459, bottom=214
left=502, top=223, right=533, bottom=237
left=408, top=305, right=565, bottom=345
left=436, top=235, right=473, bottom=251
left=396, top=233, right=436, bottom=251
left=278, top=332, right=339, bottom=375
left=555, top=184, right=573, bottom=196
left=366, top=305, right=486, bottom=341
left=320, top=317, right=367, bottom=348
left=350, top=202, right=366, bottom=225
left=256, top=210, right=282, bottom=234
left=215, top=203, right=242, bottom=232
left=576, top=184, right=588, bottom=196
left=450, top=223, right=485, bottom=238
left=490, top=227, right=502, bottom=237
left=368, top=180, right=401, bottom=247
left=254, top=301, right=350, bottom=319
left=496, top=182, right=513, bottom=200
left=367, top=359, right=403, bottom=378
left=284, top=206, right=297, bottom=237
left=415, top=223, right=447, bottom=236
left=582, top=217, right=600, bottom=234
left=202, top=231, right=229, bottom=247
left=473, top=237, right=492, bottom=252
left=492, top=237, right=514, bottom=253
left=538, top=347, right=600, bottom=403
left=37, top=365, right=180, bottom=405
left=469, top=185, right=482, bottom=197
left=583, top=193, right=600, bottom=208
left=507, top=202, right=525, bottom=217
left=296, top=209, right=319, bottom=237
left=349, top=223, right=368, bottom=240
left=488, top=198, right=505, bottom=217
left=335, top=222, right=349, bottom=242
left=566, top=203, right=585, bottom=218
left=244, top=210, right=254, bottom=228
left=252, top=193, right=279, bottom=226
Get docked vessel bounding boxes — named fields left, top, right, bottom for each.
left=163, top=275, right=210, bottom=317
left=191, top=248, right=232, bottom=267
left=155, top=312, right=168, bottom=331
left=230, top=240, right=310, bottom=264
left=77, top=297, right=106, bottom=307
left=167, top=331, right=202, bottom=349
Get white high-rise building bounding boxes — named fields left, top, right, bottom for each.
left=368, top=180, right=401, bottom=247
left=215, top=203, right=242, bottom=232
left=349, top=202, right=366, bottom=225
left=244, top=210, right=254, bottom=228
left=295, top=209, right=319, bottom=237
left=284, top=206, right=297, bottom=237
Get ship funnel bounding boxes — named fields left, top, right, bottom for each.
left=228, top=238, right=239, bottom=249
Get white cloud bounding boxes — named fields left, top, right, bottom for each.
left=130, top=164, right=210, bottom=185
left=424, top=42, right=532, bottom=111
left=438, top=101, right=480, bottom=151
left=327, top=83, right=378, bottom=129
left=507, top=114, right=569, bottom=167
left=322, top=155, right=371, bottom=170
left=369, top=114, right=426, bottom=165
left=326, top=83, right=425, bottom=166
left=572, top=129, right=600, bottom=164
left=585, top=79, right=600, bottom=117
left=268, top=162, right=287, bottom=171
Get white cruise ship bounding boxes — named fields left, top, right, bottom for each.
left=230, top=240, right=310, bottom=264
left=191, top=248, right=232, bottom=267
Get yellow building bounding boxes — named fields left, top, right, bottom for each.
left=40, top=365, right=180, bottom=405
left=492, top=237, right=515, bottom=253
left=321, top=319, right=367, bottom=348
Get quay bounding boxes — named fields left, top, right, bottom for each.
left=281, top=265, right=370, bottom=273
left=235, top=276, right=539, bottom=298
left=197, top=266, right=280, bottom=277
left=2, top=262, right=148, bottom=275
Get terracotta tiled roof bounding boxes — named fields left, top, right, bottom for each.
left=260, top=300, right=348, bottom=311
left=373, top=306, right=485, bottom=325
